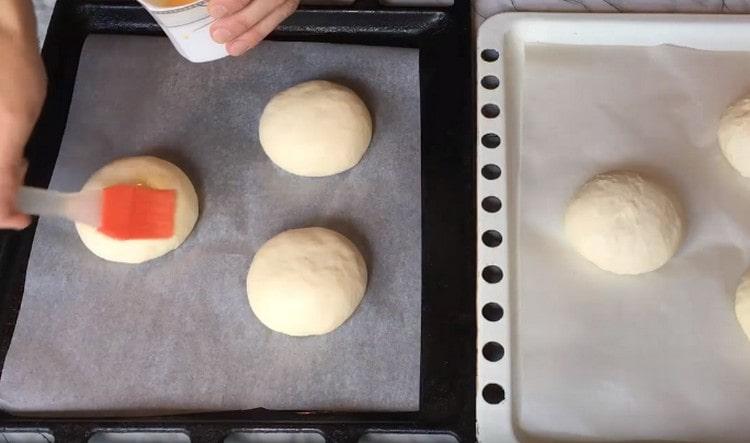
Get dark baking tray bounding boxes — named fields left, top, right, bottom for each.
left=0, top=0, right=475, bottom=441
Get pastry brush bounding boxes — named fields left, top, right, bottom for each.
left=16, top=184, right=177, bottom=239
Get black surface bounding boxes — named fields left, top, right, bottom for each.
left=0, top=0, right=475, bottom=441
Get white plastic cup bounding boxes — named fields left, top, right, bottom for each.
left=136, top=0, right=229, bottom=63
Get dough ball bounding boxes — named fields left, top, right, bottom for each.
left=719, top=96, right=750, bottom=177
left=259, top=80, right=372, bottom=177
left=564, top=171, right=684, bottom=275
left=76, top=156, right=199, bottom=264
left=246, top=227, right=367, bottom=336
left=736, top=270, right=750, bottom=342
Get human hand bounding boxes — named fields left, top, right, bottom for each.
left=0, top=161, right=30, bottom=229
left=0, top=0, right=47, bottom=229
left=208, top=0, right=300, bottom=56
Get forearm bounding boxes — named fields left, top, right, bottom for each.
left=0, top=0, right=38, bottom=51
left=0, top=0, right=45, bottom=167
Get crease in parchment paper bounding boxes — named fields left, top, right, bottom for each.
left=516, top=43, right=750, bottom=443
left=0, top=35, right=421, bottom=416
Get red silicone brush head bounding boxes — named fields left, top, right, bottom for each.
left=98, top=184, right=177, bottom=240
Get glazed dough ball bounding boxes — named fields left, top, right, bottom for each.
left=736, top=270, right=750, bottom=342
left=564, top=171, right=684, bottom=275
left=719, top=96, right=750, bottom=177
left=246, top=227, right=367, bottom=336
left=259, top=80, right=372, bottom=177
left=76, top=156, right=199, bottom=264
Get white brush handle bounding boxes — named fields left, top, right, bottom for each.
left=17, top=186, right=102, bottom=228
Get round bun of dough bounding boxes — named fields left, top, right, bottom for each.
left=736, top=270, right=750, bottom=342
left=719, top=96, right=750, bottom=177
left=259, top=80, right=372, bottom=177
left=564, top=171, right=684, bottom=275
left=76, top=156, right=199, bottom=264
left=246, top=227, right=367, bottom=336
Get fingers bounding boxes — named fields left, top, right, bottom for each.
left=209, top=0, right=299, bottom=56
left=0, top=212, right=31, bottom=230
left=206, top=0, right=247, bottom=19
left=0, top=161, right=30, bottom=230
left=227, top=0, right=298, bottom=56
left=210, top=0, right=286, bottom=45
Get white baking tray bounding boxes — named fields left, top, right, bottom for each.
left=476, top=12, right=750, bottom=443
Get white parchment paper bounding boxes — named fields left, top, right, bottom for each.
left=0, top=36, right=421, bottom=415
left=517, top=44, right=750, bottom=442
